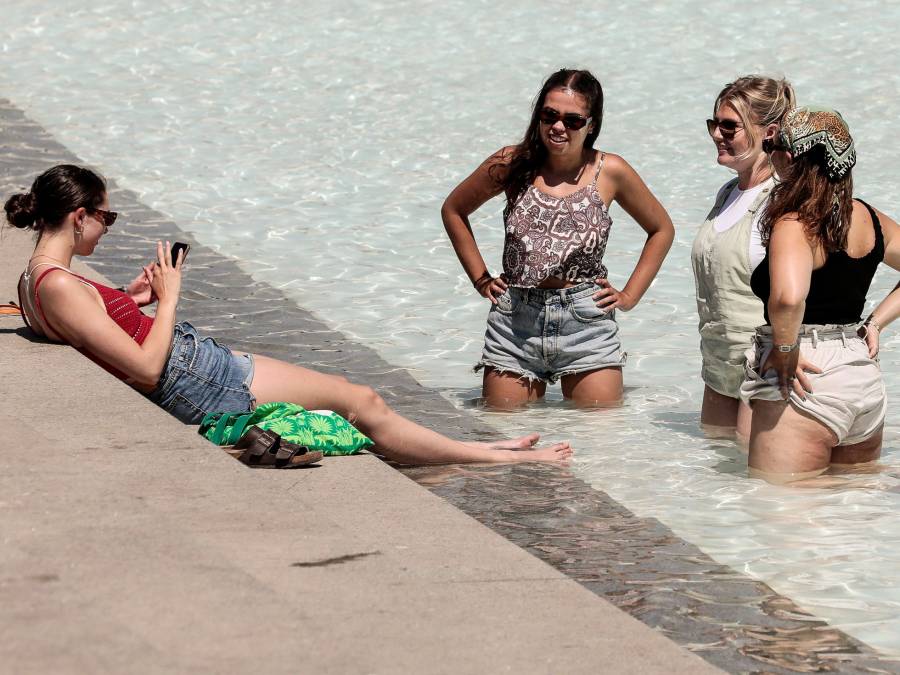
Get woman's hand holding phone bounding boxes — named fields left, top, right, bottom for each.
left=149, top=240, right=183, bottom=308
left=127, top=241, right=189, bottom=306
left=124, top=264, right=157, bottom=306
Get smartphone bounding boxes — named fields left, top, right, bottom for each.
left=171, top=241, right=191, bottom=265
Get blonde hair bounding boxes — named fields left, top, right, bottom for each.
left=714, top=75, right=796, bottom=160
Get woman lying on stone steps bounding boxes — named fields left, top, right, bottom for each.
left=6, top=165, right=573, bottom=467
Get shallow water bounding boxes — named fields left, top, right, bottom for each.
left=3, top=0, right=900, bottom=656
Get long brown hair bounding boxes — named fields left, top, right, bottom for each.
left=490, top=69, right=604, bottom=212
left=760, top=148, right=853, bottom=253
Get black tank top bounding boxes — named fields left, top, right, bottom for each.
left=750, top=199, right=884, bottom=325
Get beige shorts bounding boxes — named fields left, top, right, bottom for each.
left=739, top=324, right=886, bottom=446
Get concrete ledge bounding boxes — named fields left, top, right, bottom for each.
left=0, top=225, right=721, bottom=673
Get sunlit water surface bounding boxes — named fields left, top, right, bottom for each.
left=3, top=0, right=900, bottom=655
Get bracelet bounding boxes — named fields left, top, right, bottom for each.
left=473, top=272, right=493, bottom=290
left=864, top=315, right=882, bottom=331
left=773, top=341, right=799, bottom=353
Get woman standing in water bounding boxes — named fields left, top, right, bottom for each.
left=442, top=69, right=674, bottom=409
left=741, top=107, right=900, bottom=482
left=6, top=164, right=573, bottom=466
left=691, top=76, right=795, bottom=436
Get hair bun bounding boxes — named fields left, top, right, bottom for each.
left=4, top=191, right=38, bottom=229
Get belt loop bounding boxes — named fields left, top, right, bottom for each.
left=812, top=328, right=818, bottom=349
left=840, top=328, right=847, bottom=348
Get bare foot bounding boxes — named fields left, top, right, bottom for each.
left=466, top=433, right=541, bottom=452
left=501, top=441, right=573, bottom=463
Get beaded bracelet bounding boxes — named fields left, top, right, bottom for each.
left=473, top=272, right=493, bottom=290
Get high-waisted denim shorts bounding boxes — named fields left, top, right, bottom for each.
left=475, top=281, right=626, bottom=384
left=146, top=321, right=256, bottom=424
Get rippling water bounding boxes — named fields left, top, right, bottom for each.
left=3, top=0, right=899, bottom=656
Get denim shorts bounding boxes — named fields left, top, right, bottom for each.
left=146, top=321, right=256, bottom=425
left=475, top=281, right=626, bottom=384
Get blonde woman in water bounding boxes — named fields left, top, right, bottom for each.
left=691, top=75, right=795, bottom=436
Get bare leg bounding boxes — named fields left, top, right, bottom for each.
left=560, top=368, right=623, bottom=407
left=700, top=385, right=739, bottom=430
left=748, top=400, right=835, bottom=482
left=249, top=355, right=571, bottom=465
left=831, top=426, right=883, bottom=466
left=735, top=400, right=753, bottom=448
left=466, top=434, right=541, bottom=451
left=482, top=368, right=546, bottom=410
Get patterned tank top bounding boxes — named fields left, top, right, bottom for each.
left=502, top=153, right=613, bottom=287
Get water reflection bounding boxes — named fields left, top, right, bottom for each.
left=404, top=462, right=899, bottom=674
left=2, top=0, right=900, bottom=657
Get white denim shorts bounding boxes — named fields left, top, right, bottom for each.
left=739, top=324, right=886, bottom=446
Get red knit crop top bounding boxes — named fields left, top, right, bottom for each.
left=23, top=265, right=154, bottom=381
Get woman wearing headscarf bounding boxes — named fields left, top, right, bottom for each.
left=740, top=107, right=900, bottom=482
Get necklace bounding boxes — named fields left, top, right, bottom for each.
left=26, top=254, right=73, bottom=281
left=29, top=252, right=71, bottom=266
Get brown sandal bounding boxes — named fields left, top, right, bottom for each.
left=226, top=426, right=323, bottom=468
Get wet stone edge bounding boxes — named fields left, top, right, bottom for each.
left=1, top=98, right=896, bottom=675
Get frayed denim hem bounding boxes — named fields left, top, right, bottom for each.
left=474, top=353, right=627, bottom=385
left=474, top=361, right=545, bottom=384
left=549, top=352, right=628, bottom=383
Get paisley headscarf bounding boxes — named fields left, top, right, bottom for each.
left=778, top=107, right=856, bottom=180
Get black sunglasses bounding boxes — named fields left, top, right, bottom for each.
left=91, top=208, right=118, bottom=227
left=706, top=118, right=742, bottom=138
left=539, top=108, right=591, bottom=131
left=762, top=138, right=791, bottom=153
